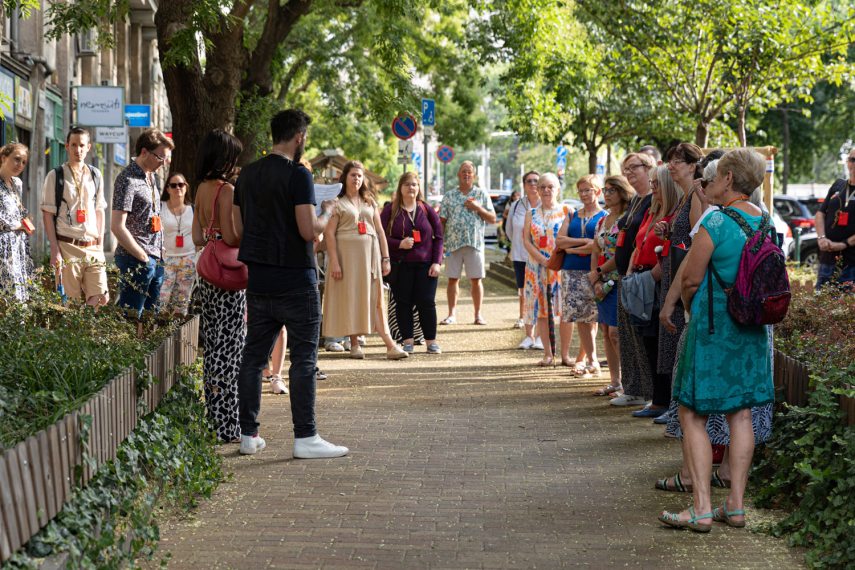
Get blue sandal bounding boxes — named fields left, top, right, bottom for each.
left=658, top=506, right=713, bottom=533
left=712, top=502, right=746, bottom=528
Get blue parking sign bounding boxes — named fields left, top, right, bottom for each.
left=422, top=99, right=435, bottom=127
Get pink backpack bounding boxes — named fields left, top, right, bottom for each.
left=708, top=208, right=790, bottom=331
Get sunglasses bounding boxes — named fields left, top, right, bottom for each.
left=168, top=182, right=187, bottom=189
left=700, top=179, right=711, bottom=188
left=848, top=157, right=855, bottom=163
left=524, top=178, right=539, bottom=184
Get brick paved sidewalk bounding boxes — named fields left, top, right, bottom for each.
left=157, top=282, right=804, bottom=569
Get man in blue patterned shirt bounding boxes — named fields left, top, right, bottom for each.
left=439, top=161, right=496, bottom=325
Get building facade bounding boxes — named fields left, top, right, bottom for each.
left=1, top=0, right=171, bottom=255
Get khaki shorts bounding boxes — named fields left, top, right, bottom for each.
left=444, top=246, right=485, bottom=280
left=58, top=240, right=109, bottom=301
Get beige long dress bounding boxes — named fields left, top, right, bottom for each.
left=322, top=197, right=390, bottom=337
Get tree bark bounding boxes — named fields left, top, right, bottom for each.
left=587, top=144, right=598, bottom=175
left=781, top=107, right=790, bottom=194
left=736, top=103, right=747, bottom=147
left=694, top=121, right=709, bottom=148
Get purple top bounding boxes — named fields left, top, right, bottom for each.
left=381, top=201, right=444, bottom=265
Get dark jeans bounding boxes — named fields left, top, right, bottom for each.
left=238, top=285, right=320, bottom=438
left=816, top=262, right=855, bottom=291
left=390, top=261, right=438, bottom=341
left=642, top=334, right=671, bottom=407
left=114, top=252, right=165, bottom=318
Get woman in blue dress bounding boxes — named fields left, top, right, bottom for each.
left=658, top=148, right=774, bottom=533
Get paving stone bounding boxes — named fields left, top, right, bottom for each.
left=157, top=278, right=805, bottom=569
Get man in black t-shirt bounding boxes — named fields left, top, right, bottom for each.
left=234, top=109, right=348, bottom=458
left=815, top=148, right=855, bottom=290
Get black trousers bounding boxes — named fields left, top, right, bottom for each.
left=642, top=334, right=671, bottom=407
left=390, top=261, right=438, bottom=341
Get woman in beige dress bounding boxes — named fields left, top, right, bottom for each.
left=323, top=160, right=408, bottom=360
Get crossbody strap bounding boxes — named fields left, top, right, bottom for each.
left=205, top=181, right=227, bottom=240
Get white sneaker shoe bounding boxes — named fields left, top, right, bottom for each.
left=518, top=336, right=535, bottom=350
left=271, top=377, right=289, bottom=395
left=609, top=394, right=647, bottom=406
left=293, top=434, right=349, bottom=459
left=239, top=434, right=267, bottom=455
left=325, top=342, right=345, bottom=352
left=531, top=337, right=544, bottom=350
left=513, top=318, right=525, bottom=329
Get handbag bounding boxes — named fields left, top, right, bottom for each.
left=196, top=181, right=248, bottom=290
left=545, top=246, right=565, bottom=271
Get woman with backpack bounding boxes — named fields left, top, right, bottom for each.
left=658, top=148, right=775, bottom=533
left=380, top=172, right=444, bottom=355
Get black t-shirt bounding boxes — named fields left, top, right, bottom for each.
left=233, top=155, right=318, bottom=294
left=614, top=193, right=652, bottom=276
left=818, top=179, right=855, bottom=266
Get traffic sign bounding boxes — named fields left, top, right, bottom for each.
left=556, top=145, right=568, bottom=159
left=422, top=99, right=435, bottom=127
left=413, top=152, right=422, bottom=171
left=392, top=114, right=418, bottom=140
left=397, top=140, right=413, bottom=164
left=436, top=145, right=454, bottom=164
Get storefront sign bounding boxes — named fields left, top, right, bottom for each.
left=77, top=86, right=125, bottom=127
left=96, top=125, right=128, bottom=144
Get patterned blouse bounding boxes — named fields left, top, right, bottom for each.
left=0, top=176, right=33, bottom=301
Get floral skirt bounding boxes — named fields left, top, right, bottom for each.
left=560, top=270, right=598, bottom=323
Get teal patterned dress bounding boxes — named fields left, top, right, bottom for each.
left=672, top=208, right=774, bottom=415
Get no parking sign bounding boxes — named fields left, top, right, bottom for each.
left=436, top=145, right=454, bottom=164
left=392, top=114, right=418, bottom=140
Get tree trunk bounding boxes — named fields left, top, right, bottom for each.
left=155, top=4, right=247, bottom=191
left=606, top=144, right=612, bottom=176
left=736, top=104, right=747, bottom=147
left=694, top=121, right=709, bottom=148
left=587, top=144, right=598, bottom=175
left=781, top=107, right=790, bottom=194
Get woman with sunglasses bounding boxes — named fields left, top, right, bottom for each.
left=158, top=173, right=196, bottom=315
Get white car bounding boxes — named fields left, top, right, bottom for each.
left=771, top=210, right=794, bottom=259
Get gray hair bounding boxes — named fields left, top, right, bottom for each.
left=703, top=159, right=719, bottom=182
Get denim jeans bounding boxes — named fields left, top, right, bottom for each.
left=238, top=285, right=320, bottom=438
left=114, top=252, right=165, bottom=318
left=816, top=262, right=855, bottom=291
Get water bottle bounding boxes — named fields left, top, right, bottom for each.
left=596, top=279, right=615, bottom=302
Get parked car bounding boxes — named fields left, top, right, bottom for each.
left=771, top=210, right=794, bottom=261
left=486, top=190, right=513, bottom=244
left=795, top=229, right=819, bottom=270
left=773, top=195, right=816, bottom=232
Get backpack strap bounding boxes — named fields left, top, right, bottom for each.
left=53, top=165, right=65, bottom=223
left=719, top=207, right=771, bottom=253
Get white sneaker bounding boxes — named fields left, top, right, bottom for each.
left=518, top=336, right=535, bottom=350
left=609, top=394, right=647, bottom=406
left=239, top=434, right=267, bottom=455
left=293, top=434, right=349, bottom=459
left=513, top=318, right=525, bottom=329
left=325, top=342, right=345, bottom=352
left=531, top=337, right=544, bottom=350
left=271, top=377, right=289, bottom=395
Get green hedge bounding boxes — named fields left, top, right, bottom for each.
left=752, top=285, right=855, bottom=569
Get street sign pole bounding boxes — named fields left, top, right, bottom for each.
left=421, top=99, right=435, bottom=195
left=423, top=135, right=429, bottom=195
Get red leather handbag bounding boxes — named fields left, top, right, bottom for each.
left=196, top=182, right=248, bottom=290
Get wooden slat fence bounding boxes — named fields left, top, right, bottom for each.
left=0, top=316, right=199, bottom=563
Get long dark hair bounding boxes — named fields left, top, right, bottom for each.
left=337, top=160, right=375, bottom=204
left=160, top=172, right=190, bottom=203
left=194, top=129, right=243, bottom=183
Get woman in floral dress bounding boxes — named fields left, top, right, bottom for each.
left=522, top=173, right=570, bottom=366
left=0, top=143, right=33, bottom=302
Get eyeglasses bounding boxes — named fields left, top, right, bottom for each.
left=668, top=158, right=688, bottom=166
left=524, top=178, right=539, bottom=184
left=150, top=151, right=168, bottom=163
left=621, top=163, right=645, bottom=174
left=577, top=187, right=594, bottom=194
left=168, top=182, right=187, bottom=189
left=603, top=187, right=618, bottom=195
left=700, top=178, right=711, bottom=189
left=848, top=157, right=855, bottom=163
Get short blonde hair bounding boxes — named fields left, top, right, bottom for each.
left=718, top=149, right=765, bottom=196
left=621, top=152, right=656, bottom=172
left=575, top=174, right=601, bottom=192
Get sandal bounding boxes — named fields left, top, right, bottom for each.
left=594, top=384, right=622, bottom=396
left=537, top=357, right=554, bottom=367
left=658, top=506, right=713, bottom=533
left=711, top=469, right=732, bottom=489
left=712, top=502, right=746, bottom=528
left=655, top=472, right=693, bottom=493
left=473, top=316, right=487, bottom=325
left=570, top=362, right=587, bottom=376
left=439, top=315, right=456, bottom=325
left=582, top=364, right=602, bottom=378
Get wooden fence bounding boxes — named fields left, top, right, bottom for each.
left=0, top=317, right=199, bottom=563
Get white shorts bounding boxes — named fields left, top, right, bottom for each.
left=444, top=246, right=485, bottom=280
